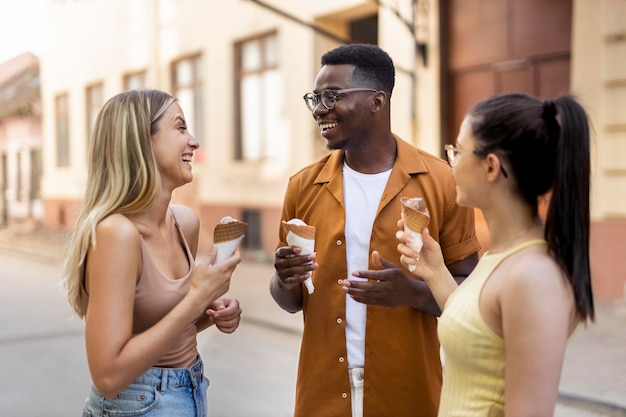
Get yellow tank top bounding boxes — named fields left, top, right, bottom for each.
left=437, top=239, right=547, bottom=417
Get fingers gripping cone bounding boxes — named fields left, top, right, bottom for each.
left=400, top=197, right=430, bottom=272
left=282, top=218, right=316, bottom=294
left=213, top=216, right=248, bottom=264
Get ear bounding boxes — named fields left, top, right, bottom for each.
left=371, top=91, right=388, bottom=112
left=485, top=153, right=505, bottom=181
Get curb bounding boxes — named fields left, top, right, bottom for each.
left=0, top=244, right=63, bottom=265
left=241, top=315, right=303, bottom=336
left=558, top=392, right=626, bottom=417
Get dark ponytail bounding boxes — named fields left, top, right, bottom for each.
left=468, top=93, right=594, bottom=322
left=545, top=95, right=594, bottom=321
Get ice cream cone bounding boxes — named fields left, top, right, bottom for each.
left=400, top=197, right=430, bottom=272
left=214, top=218, right=248, bottom=243
left=213, top=216, right=248, bottom=264
left=282, top=221, right=316, bottom=241
left=401, top=197, right=430, bottom=233
left=283, top=219, right=316, bottom=294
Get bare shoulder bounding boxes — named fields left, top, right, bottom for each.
left=169, top=204, right=200, bottom=232
left=501, top=246, right=573, bottom=302
left=95, top=213, right=141, bottom=244
left=496, top=244, right=578, bottom=339
left=169, top=204, right=200, bottom=255
left=87, top=214, right=142, bottom=285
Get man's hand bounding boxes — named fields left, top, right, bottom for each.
left=341, top=251, right=420, bottom=308
left=274, top=246, right=318, bottom=290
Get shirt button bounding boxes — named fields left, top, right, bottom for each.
left=339, top=357, right=345, bottom=363
left=337, top=318, right=342, bottom=324
left=342, top=392, right=348, bottom=399
left=338, top=279, right=343, bottom=284
left=336, top=239, right=342, bottom=246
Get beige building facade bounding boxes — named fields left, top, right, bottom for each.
left=39, top=0, right=625, bottom=299
left=0, top=52, right=43, bottom=226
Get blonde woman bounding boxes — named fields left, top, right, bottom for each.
left=397, top=93, right=594, bottom=417
left=64, top=89, right=242, bottom=417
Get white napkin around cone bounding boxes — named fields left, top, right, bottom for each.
left=400, top=197, right=430, bottom=272
left=213, top=216, right=248, bottom=265
left=283, top=218, right=316, bottom=294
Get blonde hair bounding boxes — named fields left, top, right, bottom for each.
left=63, top=89, right=176, bottom=317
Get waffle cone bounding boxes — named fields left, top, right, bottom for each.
left=282, top=222, right=316, bottom=241
left=214, top=220, right=248, bottom=243
left=401, top=197, right=430, bottom=232
left=282, top=219, right=316, bottom=294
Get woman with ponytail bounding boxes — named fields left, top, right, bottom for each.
left=397, top=93, right=594, bottom=417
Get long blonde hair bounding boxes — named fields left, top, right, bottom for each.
left=63, top=89, right=176, bottom=317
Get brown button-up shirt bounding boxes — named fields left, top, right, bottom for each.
left=277, top=135, right=480, bottom=417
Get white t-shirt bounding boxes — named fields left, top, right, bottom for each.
left=343, top=162, right=391, bottom=368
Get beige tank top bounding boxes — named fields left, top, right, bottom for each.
left=82, top=211, right=198, bottom=368
left=132, top=212, right=198, bottom=368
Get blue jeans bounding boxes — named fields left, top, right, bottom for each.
left=82, top=356, right=209, bottom=417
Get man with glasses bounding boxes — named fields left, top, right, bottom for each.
left=270, top=43, right=480, bottom=417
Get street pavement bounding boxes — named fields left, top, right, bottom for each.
left=1, top=223, right=625, bottom=416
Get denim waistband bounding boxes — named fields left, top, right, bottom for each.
left=134, top=356, right=204, bottom=390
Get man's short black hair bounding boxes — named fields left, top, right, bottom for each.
left=321, top=43, right=395, bottom=96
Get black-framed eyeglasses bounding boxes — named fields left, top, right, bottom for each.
left=302, top=88, right=378, bottom=112
left=444, top=144, right=508, bottom=178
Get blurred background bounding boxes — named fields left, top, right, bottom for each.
left=1, top=0, right=625, bottom=300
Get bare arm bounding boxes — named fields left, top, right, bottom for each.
left=171, top=205, right=243, bottom=334
left=84, top=215, right=239, bottom=399
left=501, top=254, right=576, bottom=417
left=171, top=204, right=215, bottom=331
left=396, top=228, right=464, bottom=311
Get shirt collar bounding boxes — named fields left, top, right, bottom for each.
left=314, top=133, right=429, bottom=185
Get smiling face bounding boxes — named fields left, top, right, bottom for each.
left=311, top=64, right=377, bottom=151
left=151, top=101, right=199, bottom=190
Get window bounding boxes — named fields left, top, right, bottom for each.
left=1, top=153, right=6, bottom=224
left=29, top=149, right=41, bottom=200
left=55, top=93, right=70, bottom=167
left=85, top=82, right=103, bottom=157
left=235, top=32, right=286, bottom=161
left=241, top=209, right=262, bottom=250
left=16, top=152, right=22, bottom=202
left=350, top=14, right=378, bottom=45
left=172, top=55, right=203, bottom=148
left=123, top=70, right=147, bottom=91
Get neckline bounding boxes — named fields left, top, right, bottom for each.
left=138, top=209, right=192, bottom=281
left=343, top=160, right=392, bottom=177
left=482, top=238, right=547, bottom=258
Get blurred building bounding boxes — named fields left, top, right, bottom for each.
left=38, top=0, right=625, bottom=299
left=0, top=52, right=43, bottom=226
